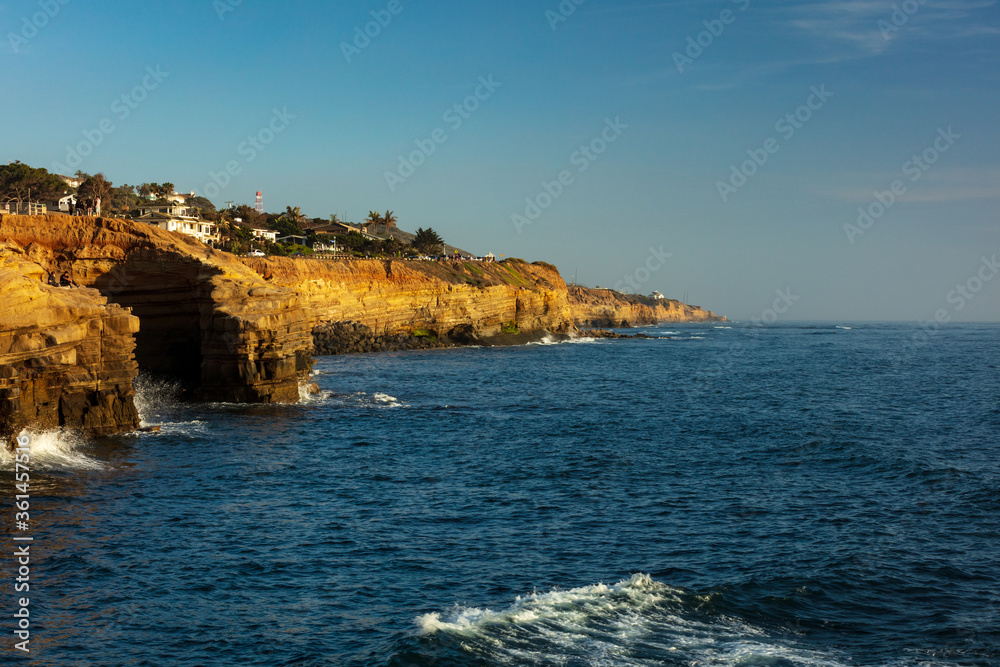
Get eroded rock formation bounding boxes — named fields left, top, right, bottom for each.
left=0, top=214, right=312, bottom=406
left=0, top=214, right=726, bottom=434
left=0, top=243, right=140, bottom=441
left=238, top=255, right=575, bottom=340
left=568, top=285, right=726, bottom=327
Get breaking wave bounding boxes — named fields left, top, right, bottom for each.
left=529, top=334, right=599, bottom=346
left=133, top=374, right=183, bottom=427
left=411, top=574, right=849, bottom=666
left=0, top=429, right=105, bottom=471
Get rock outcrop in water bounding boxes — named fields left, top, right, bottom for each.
left=0, top=242, right=140, bottom=442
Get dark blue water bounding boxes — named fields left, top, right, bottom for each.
left=5, top=323, right=999, bottom=666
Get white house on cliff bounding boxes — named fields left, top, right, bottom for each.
left=133, top=203, right=220, bottom=245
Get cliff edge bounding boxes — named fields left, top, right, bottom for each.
left=568, top=285, right=726, bottom=327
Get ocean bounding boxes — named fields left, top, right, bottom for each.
left=4, top=322, right=999, bottom=666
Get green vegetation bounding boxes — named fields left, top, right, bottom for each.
left=0, top=161, right=66, bottom=207
left=501, top=321, right=519, bottom=334
left=411, top=227, right=444, bottom=255
left=412, top=328, right=437, bottom=341
left=497, top=261, right=531, bottom=288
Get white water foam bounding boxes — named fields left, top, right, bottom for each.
left=133, top=375, right=183, bottom=428
left=298, top=382, right=334, bottom=404
left=836, top=326, right=853, bottom=330
left=373, top=392, right=404, bottom=408
left=0, top=429, right=105, bottom=471
left=417, top=573, right=851, bottom=666
left=529, top=335, right=599, bottom=346
left=714, top=326, right=733, bottom=329
left=132, top=375, right=209, bottom=436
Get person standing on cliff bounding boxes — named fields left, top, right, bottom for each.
left=95, top=196, right=101, bottom=216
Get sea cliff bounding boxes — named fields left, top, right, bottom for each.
left=0, top=242, right=140, bottom=442
left=236, top=255, right=574, bottom=341
left=0, top=214, right=725, bottom=437
left=568, top=285, right=726, bottom=327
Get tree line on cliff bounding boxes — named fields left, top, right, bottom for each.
left=1, top=161, right=447, bottom=259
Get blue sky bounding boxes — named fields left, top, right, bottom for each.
left=3, top=0, right=998, bottom=321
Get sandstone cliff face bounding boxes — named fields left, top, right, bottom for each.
left=237, top=256, right=575, bottom=339
left=568, top=285, right=726, bottom=327
left=0, top=243, right=140, bottom=441
left=0, top=214, right=726, bottom=435
left=0, top=214, right=312, bottom=405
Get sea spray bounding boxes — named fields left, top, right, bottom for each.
left=133, top=374, right=183, bottom=427
left=0, top=429, right=104, bottom=471
left=415, top=574, right=849, bottom=666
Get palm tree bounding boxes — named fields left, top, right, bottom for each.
left=383, top=210, right=397, bottom=233
left=366, top=210, right=383, bottom=235
left=285, top=205, right=304, bottom=222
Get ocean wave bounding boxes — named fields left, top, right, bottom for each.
left=133, top=374, right=183, bottom=427
left=413, top=574, right=849, bottom=666
left=332, top=391, right=409, bottom=409
left=0, top=429, right=105, bottom=471
left=299, top=382, right=334, bottom=404
left=529, top=335, right=599, bottom=346
left=373, top=392, right=405, bottom=407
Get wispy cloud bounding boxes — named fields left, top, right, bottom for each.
left=784, top=0, right=1000, bottom=62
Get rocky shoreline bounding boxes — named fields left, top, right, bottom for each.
left=0, top=214, right=725, bottom=439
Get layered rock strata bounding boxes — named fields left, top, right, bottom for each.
left=239, top=256, right=575, bottom=340
left=568, top=285, right=725, bottom=327
left=0, top=244, right=140, bottom=441
left=0, top=214, right=312, bottom=406
left=1, top=214, right=726, bottom=434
